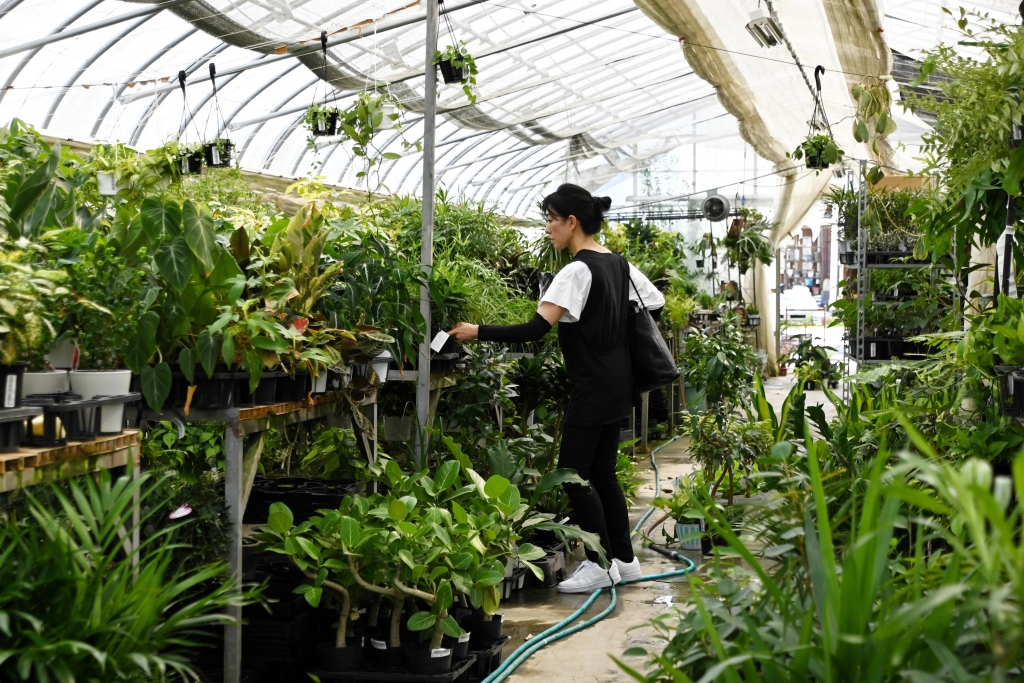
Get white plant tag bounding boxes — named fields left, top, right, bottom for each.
left=211, top=147, right=221, bottom=165
left=430, top=330, right=450, bottom=353
left=316, top=119, right=325, bottom=132
left=371, top=638, right=387, bottom=650
left=3, top=373, right=16, bottom=408
left=869, top=342, right=876, bottom=357
left=458, top=632, right=470, bottom=643
left=431, top=648, right=451, bottom=658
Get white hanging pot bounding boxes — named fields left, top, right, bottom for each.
left=312, top=370, right=329, bottom=394
left=97, top=172, right=119, bottom=196
left=69, top=370, right=132, bottom=434
left=376, top=102, right=398, bottom=130
left=22, top=370, right=70, bottom=398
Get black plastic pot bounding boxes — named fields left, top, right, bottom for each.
left=276, top=371, right=310, bottom=402
left=367, top=636, right=405, bottom=668
left=0, top=362, right=27, bottom=409
left=441, top=631, right=471, bottom=661
left=204, top=140, right=234, bottom=168
left=311, top=111, right=339, bottom=137
left=463, top=614, right=502, bottom=649
left=182, top=151, right=204, bottom=174
left=235, top=371, right=283, bottom=407
left=695, top=259, right=704, bottom=269
left=318, top=641, right=363, bottom=672
left=437, top=59, right=465, bottom=84
left=805, top=155, right=829, bottom=169
left=0, top=419, right=23, bottom=453
left=190, top=372, right=239, bottom=410
left=404, top=641, right=453, bottom=675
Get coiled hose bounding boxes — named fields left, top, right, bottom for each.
left=480, top=436, right=696, bottom=683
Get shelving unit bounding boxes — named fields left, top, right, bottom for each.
left=142, top=391, right=377, bottom=683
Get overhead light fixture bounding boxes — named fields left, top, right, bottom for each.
left=746, top=5, right=785, bottom=48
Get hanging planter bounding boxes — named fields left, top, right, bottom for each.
left=434, top=41, right=478, bottom=104
left=203, top=139, right=234, bottom=168
left=305, top=104, right=340, bottom=137
left=788, top=66, right=843, bottom=172
left=96, top=172, right=128, bottom=196
left=180, top=146, right=205, bottom=175
left=374, top=101, right=398, bottom=131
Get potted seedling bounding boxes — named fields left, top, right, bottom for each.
left=746, top=304, right=761, bottom=327
left=180, top=142, right=205, bottom=175
left=434, top=43, right=479, bottom=104
left=650, top=474, right=703, bottom=550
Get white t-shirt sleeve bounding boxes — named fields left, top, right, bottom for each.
left=539, top=261, right=592, bottom=323
left=627, top=264, right=665, bottom=309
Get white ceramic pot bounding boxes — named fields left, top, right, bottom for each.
left=46, top=338, right=77, bottom=369
left=97, top=172, right=128, bottom=196
left=22, top=370, right=70, bottom=398
left=69, top=370, right=132, bottom=434
left=370, top=351, right=392, bottom=385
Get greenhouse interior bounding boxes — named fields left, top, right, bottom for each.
left=2, top=0, right=1024, bottom=680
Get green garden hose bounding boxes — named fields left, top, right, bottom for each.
left=480, top=435, right=695, bottom=683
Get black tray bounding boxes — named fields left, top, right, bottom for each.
left=313, top=654, right=477, bottom=681
left=0, top=406, right=42, bottom=453
left=466, top=635, right=511, bottom=682
left=243, top=477, right=362, bottom=524
left=22, top=392, right=141, bottom=445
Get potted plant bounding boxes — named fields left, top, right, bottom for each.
left=649, top=473, right=705, bottom=550
left=790, top=133, right=844, bottom=170
left=305, top=103, right=341, bottom=137
left=0, top=243, right=68, bottom=409
left=203, top=138, right=234, bottom=168
left=434, top=43, right=479, bottom=104
left=180, top=142, right=205, bottom=174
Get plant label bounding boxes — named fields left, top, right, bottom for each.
left=3, top=374, right=16, bottom=408
left=458, top=632, right=470, bottom=643
left=181, top=157, right=188, bottom=173
left=210, top=147, right=221, bottom=165
left=430, top=331, right=450, bottom=353
left=431, top=648, right=451, bottom=658
left=371, top=639, right=387, bottom=650
left=869, top=342, right=876, bottom=358
left=316, top=119, right=325, bottom=132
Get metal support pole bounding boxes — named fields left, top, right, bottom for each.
left=223, top=417, right=244, bottom=683
left=414, top=0, right=440, bottom=470
left=775, top=248, right=782, bottom=369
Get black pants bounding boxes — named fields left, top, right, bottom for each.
left=558, top=421, right=635, bottom=564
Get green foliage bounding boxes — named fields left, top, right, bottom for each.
left=722, top=208, right=773, bottom=275
left=680, top=313, right=758, bottom=412
left=0, top=239, right=67, bottom=365
left=789, top=133, right=843, bottom=169
left=852, top=77, right=898, bottom=184
left=0, top=472, right=250, bottom=683
left=616, top=447, right=643, bottom=505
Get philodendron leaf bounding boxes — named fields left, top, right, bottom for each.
left=140, top=362, right=172, bottom=413
left=140, top=195, right=181, bottom=240
left=182, top=200, right=217, bottom=274
left=407, top=612, right=436, bottom=632
left=178, top=347, right=196, bottom=384
left=124, top=310, right=160, bottom=374
left=155, top=236, right=194, bottom=293
left=196, top=329, right=219, bottom=379
left=268, top=502, right=294, bottom=534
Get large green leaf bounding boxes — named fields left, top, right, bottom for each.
left=196, top=329, right=219, bottom=379
left=140, top=362, right=172, bottom=413
left=7, top=143, right=59, bottom=230
left=177, top=347, right=196, bottom=384
left=268, top=502, right=294, bottom=534
left=140, top=196, right=181, bottom=241
left=338, top=516, right=360, bottom=549
left=388, top=499, right=409, bottom=522
left=483, top=475, right=511, bottom=500
left=182, top=200, right=217, bottom=274
left=435, top=459, right=460, bottom=491
left=407, top=612, right=436, bottom=632
left=124, top=311, right=160, bottom=374
left=155, top=236, right=194, bottom=293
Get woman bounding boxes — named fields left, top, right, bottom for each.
left=448, top=184, right=664, bottom=593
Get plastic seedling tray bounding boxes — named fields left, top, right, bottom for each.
left=0, top=406, right=42, bottom=453
left=22, top=392, right=140, bottom=445
left=313, top=654, right=476, bottom=682
left=466, top=635, right=511, bottom=682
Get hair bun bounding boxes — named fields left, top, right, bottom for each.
left=594, top=196, right=612, bottom=212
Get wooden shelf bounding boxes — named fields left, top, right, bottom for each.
left=0, top=429, right=141, bottom=492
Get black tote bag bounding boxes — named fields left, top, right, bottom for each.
left=624, top=261, right=680, bottom=393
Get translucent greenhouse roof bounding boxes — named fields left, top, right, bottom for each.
left=0, top=0, right=736, bottom=216
left=0, top=0, right=1021, bottom=217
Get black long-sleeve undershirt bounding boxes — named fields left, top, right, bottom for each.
left=477, top=313, right=553, bottom=343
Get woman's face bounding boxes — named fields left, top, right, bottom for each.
left=545, top=209, right=576, bottom=251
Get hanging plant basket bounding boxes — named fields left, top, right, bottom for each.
left=180, top=150, right=204, bottom=175
left=374, top=102, right=398, bottom=131
left=806, top=155, right=828, bottom=170
left=310, top=109, right=339, bottom=137
left=96, top=172, right=128, bottom=196
left=438, top=59, right=466, bottom=84
left=203, top=139, right=234, bottom=168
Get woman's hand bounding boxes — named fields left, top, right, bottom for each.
left=448, top=322, right=479, bottom=341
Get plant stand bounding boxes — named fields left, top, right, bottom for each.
left=142, top=391, right=379, bottom=683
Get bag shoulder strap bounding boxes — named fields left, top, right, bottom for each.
left=622, top=256, right=647, bottom=311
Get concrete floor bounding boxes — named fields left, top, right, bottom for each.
left=500, top=373, right=830, bottom=681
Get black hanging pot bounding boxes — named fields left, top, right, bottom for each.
left=318, top=641, right=363, bottom=672
left=204, top=140, right=234, bottom=168
left=181, top=150, right=204, bottom=174
left=806, top=155, right=829, bottom=170
left=695, top=259, right=704, bottom=269
left=311, top=111, right=339, bottom=137
left=438, top=59, right=466, bottom=84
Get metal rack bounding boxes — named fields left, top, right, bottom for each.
left=142, top=392, right=377, bottom=683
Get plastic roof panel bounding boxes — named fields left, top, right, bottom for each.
left=0, top=0, right=729, bottom=214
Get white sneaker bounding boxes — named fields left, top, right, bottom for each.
left=557, top=560, right=620, bottom=593
left=613, top=558, right=643, bottom=583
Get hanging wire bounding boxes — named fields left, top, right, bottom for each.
left=177, top=69, right=202, bottom=144
left=808, top=65, right=832, bottom=137
left=439, top=0, right=460, bottom=54
left=203, top=63, right=229, bottom=142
